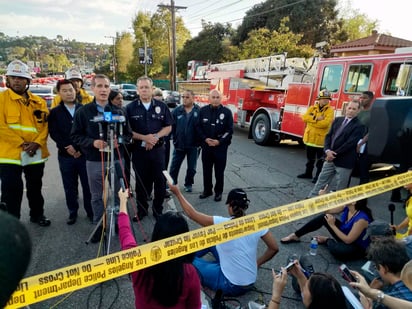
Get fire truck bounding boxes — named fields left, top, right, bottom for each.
left=178, top=49, right=412, bottom=146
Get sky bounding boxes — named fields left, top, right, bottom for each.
left=0, top=0, right=411, bottom=45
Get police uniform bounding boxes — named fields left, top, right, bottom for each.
left=126, top=97, right=173, bottom=218
left=197, top=104, right=233, bottom=197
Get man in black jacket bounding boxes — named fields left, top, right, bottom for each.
left=71, top=74, right=126, bottom=242
left=49, top=79, right=93, bottom=225
left=197, top=89, right=233, bottom=202
left=169, top=90, right=200, bottom=192
left=308, top=100, right=364, bottom=197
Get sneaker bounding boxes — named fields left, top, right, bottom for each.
left=184, top=186, right=192, bottom=192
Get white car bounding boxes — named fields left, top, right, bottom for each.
left=29, top=84, right=55, bottom=109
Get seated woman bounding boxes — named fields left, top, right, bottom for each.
left=269, top=261, right=347, bottom=309
left=281, top=198, right=373, bottom=260
left=168, top=185, right=279, bottom=296
left=117, top=189, right=201, bottom=308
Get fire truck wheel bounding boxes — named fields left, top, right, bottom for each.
left=252, top=113, right=276, bottom=146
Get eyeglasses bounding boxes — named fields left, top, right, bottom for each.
left=182, top=96, right=191, bottom=98
left=211, top=96, right=220, bottom=99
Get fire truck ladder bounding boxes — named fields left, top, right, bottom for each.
left=199, top=54, right=317, bottom=89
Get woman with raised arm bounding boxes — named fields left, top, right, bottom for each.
left=168, top=184, right=279, bottom=296
left=118, top=189, right=201, bottom=308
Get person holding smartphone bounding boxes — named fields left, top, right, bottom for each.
left=168, top=184, right=279, bottom=296
left=117, top=189, right=202, bottom=308
left=351, top=238, right=412, bottom=309
left=268, top=261, right=347, bottom=309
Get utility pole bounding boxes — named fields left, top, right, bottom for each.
left=105, top=35, right=117, bottom=84
left=144, top=31, right=148, bottom=76
left=158, top=1, right=186, bottom=91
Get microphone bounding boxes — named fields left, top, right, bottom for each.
left=115, top=162, right=126, bottom=192
left=0, top=211, right=32, bottom=308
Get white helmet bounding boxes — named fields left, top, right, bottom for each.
left=65, top=68, right=83, bottom=81
left=6, top=60, right=32, bottom=80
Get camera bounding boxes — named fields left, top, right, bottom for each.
left=339, top=264, right=356, bottom=283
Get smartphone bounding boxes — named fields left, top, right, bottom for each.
left=285, top=261, right=295, bottom=271
left=162, top=170, right=174, bottom=184
left=339, top=264, right=356, bottom=283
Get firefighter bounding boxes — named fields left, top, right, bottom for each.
left=126, top=76, right=173, bottom=221
left=50, top=67, right=93, bottom=108
left=297, top=89, right=334, bottom=183
left=0, top=60, right=51, bottom=226
left=197, top=89, right=233, bottom=202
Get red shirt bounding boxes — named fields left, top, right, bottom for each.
left=118, top=213, right=202, bottom=309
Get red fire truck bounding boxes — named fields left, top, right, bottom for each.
left=178, top=49, right=412, bottom=146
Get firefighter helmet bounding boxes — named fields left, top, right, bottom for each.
left=316, top=89, right=332, bottom=100
left=6, top=60, right=32, bottom=80
left=65, top=68, right=83, bottom=81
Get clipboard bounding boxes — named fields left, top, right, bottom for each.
left=21, top=150, right=42, bottom=166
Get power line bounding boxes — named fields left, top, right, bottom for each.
left=185, top=0, right=245, bottom=21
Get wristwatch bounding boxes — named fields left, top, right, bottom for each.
left=376, top=291, right=385, bottom=304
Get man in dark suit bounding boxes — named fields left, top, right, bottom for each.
left=308, top=100, right=364, bottom=197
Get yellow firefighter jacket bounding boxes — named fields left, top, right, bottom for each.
left=0, top=88, right=49, bottom=165
left=50, top=88, right=93, bottom=109
left=302, top=102, right=334, bottom=147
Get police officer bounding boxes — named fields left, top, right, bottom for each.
left=126, top=76, right=173, bottom=220
left=197, top=89, right=233, bottom=202
left=0, top=60, right=51, bottom=226
left=51, top=67, right=94, bottom=108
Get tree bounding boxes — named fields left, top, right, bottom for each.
left=116, top=32, right=134, bottom=82
left=338, top=0, right=378, bottom=41
left=176, top=21, right=234, bottom=77
left=128, top=9, right=191, bottom=82
left=234, top=0, right=347, bottom=47
left=238, top=18, right=314, bottom=59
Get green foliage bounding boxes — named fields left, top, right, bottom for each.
left=239, top=18, right=314, bottom=59
left=235, top=0, right=346, bottom=48
left=176, top=22, right=234, bottom=77
left=338, top=0, right=379, bottom=41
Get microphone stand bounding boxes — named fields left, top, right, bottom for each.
left=85, top=120, right=120, bottom=255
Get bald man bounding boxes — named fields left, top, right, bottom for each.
left=196, top=90, right=233, bottom=202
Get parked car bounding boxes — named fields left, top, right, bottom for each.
left=164, top=91, right=181, bottom=108
left=110, top=83, right=119, bottom=91
left=0, top=75, right=6, bottom=88
left=118, top=83, right=137, bottom=100
left=29, top=84, right=55, bottom=109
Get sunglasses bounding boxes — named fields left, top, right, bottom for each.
left=182, top=96, right=191, bottom=98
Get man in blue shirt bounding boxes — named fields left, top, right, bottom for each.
left=366, top=237, right=412, bottom=308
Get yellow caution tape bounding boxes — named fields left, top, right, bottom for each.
left=6, top=172, right=412, bottom=308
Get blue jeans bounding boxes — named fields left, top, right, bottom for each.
left=58, top=154, right=92, bottom=218
left=169, top=147, right=198, bottom=186
left=193, top=247, right=253, bottom=296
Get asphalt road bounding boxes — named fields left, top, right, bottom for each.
left=15, top=126, right=406, bottom=309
